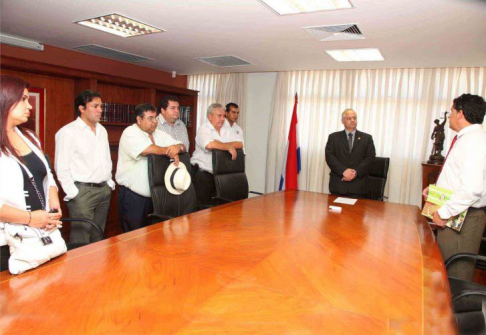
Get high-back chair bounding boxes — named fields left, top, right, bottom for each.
left=211, top=149, right=262, bottom=204
left=367, top=157, right=390, bottom=201
left=446, top=253, right=486, bottom=334
left=147, top=153, right=197, bottom=224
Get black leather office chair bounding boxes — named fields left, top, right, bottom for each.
left=367, top=157, right=390, bottom=201
left=211, top=149, right=262, bottom=204
left=147, top=153, right=197, bottom=224
left=61, top=218, right=104, bottom=251
left=446, top=253, right=486, bottom=335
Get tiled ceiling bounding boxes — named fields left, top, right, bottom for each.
left=1, top=0, right=485, bottom=75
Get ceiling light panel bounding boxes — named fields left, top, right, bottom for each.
left=75, top=13, right=163, bottom=38
left=260, top=0, right=353, bottom=15
left=326, top=48, right=385, bottom=62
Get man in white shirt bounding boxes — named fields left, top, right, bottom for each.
left=191, top=103, right=244, bottom=205
left=116, top=103, right=183, bottom=232
left=55, top=90, right=115, bottom=244
left=157, top=95, right=190, bottom=151
left=225, top=102, right=244, bottom=144
left=423, top=93, right=486, bottom=281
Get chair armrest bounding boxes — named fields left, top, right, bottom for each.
left=60, top=218, right=104, bottom=240
left=452, top=290, right=486, bottom=303
left=445, top=253, right=486, bottom=269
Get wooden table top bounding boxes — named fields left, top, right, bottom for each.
left=0, top=191, right=455, bottom=334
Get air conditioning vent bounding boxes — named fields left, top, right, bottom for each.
left=73, top=44, right=153, bottom=63
left=304, top=24, right=364, bottom=41
left=196, top=55, right=252, bottom=68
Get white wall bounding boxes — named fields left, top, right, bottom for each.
left=245, top=72, right=277, bottom=194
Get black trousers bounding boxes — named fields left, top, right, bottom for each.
left=118, top=186, right=153, bottom=233
left=192, top=168, right=217, bottom=206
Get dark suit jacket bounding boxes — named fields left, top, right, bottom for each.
left=325, top=130, right=376, bottom=196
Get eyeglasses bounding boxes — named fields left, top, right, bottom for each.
left=142, top=116, right=157, bottom=123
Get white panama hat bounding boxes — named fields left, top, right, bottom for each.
left=164, top=161, right=191, bottom=195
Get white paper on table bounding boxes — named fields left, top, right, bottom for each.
left=333, top=197, right=358, bottom=205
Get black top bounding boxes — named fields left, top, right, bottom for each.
left=20, top=151, right=47, bottom=211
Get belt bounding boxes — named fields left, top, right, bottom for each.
left=75, top=181, right=107, bottom=188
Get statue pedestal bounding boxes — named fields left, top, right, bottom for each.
left=427, top=155, right=445, bottom=165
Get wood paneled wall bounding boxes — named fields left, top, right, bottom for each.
left=1, top=69, right=75, bottom=160
left=1, top=44, right=187, bottom=89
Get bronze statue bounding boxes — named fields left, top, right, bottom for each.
left=427, top=111, right=448, bottom=164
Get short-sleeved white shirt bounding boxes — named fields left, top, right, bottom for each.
left=190, top=121, right=237, bottom=173
left=116, top=124, right=181, bottom=197
left=224, top=119, right=245, bottom=145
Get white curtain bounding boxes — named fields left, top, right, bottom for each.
left=266, top=68, right=486, bottom=206
left=187, top=73, right=248, bottom=135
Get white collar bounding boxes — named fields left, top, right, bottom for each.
left=457, top=124, right=481, bottom=138
left=75, top=117, right=100, bottom=131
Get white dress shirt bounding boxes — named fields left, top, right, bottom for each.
left=224, top=119, right=245, bottom=145
left=437, top=124, right=486, bottom=219
left=55, top=117, right=115, bottom=201
left=116, top=124, right=181, bottom=197
left=157, top=114, right=190, bottom=150
left=191, top=121, right=243, bottom=173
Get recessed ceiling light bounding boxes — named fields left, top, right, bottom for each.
left=75, top=13, right=163, bottom=38
left=260, top=0, right=353, bottom=15
left=325, top=48, right=384, bottom=62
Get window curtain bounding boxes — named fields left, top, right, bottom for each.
left=266, top=68, right=486, bottom=206
left=188, top=73, right=248, bottom=136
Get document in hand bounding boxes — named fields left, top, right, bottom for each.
left=421, top=184, right=468, bottom=232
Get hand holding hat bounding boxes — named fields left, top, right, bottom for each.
left=165, top=161, right=191, bottom=195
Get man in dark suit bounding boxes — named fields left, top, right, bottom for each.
left=325, top=109, right=376, bottom=198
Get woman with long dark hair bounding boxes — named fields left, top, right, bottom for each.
left=0, top=75, right=62, bottom=272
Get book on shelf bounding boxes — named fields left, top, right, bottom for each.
left=101, top=102, right=136, bottom=123
left=421, top=184, right=468, bottom=231
left=179, top=106, right=192, bottom=127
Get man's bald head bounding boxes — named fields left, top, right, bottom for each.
left=341, top=109, right=357, bottom=132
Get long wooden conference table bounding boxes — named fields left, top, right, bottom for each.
left=0, top=191, right=455, bottom=334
